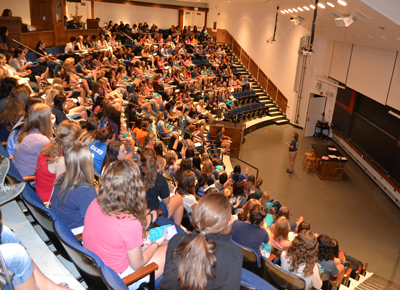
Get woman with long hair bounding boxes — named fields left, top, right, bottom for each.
left=13, top=103, right=52, bottom=177
left=140, top=148, right=184, bottom=226
left=272, top=206, right=303, bottom=233
left=165, top=150, right=179, bottom=176
left=51, top=143, right=96, bottom=230
left=101, top=140, right=133, bottom=174
left=174, top=158, right=192, bottom=182
left=35, top=120, right=81, bottom=203
left=83, top=159, right=168, bottom=288
left=0, top=85, right=29, bottom=142
left=160, top=193, right=243, bottom=290
left=80, top=116, right=99, bottom=146
left=176, top=170, right=197, bottom=215
left=317, top=234, right=345, bottom=285
left=270, top=216, right=292, bottom=249
left=200, top=160, right=215, bottom=186
left=249, top=177, right=263, bottom=200
left=281, top=230, right=322, bottom=290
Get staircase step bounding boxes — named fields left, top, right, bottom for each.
left=269, top=111, right=282, bottom=116
left=264, top=103, right=276, bottom=107
left=275, top=119, right=289, bottom=125
left=259, top=97, right=271, bottom=102
left=269, top=107, right=279, bottom=112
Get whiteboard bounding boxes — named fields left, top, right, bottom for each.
left=346, top=45, right=396, bottom=105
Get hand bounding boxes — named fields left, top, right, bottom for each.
left=154, top=231, right=168, bottom=247
left=234, top=196, right=241, bottom=207
left=245, top=167, right=249, bottom=174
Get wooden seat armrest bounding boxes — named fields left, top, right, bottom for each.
left=355, top=265, right=362, bottom=274
left=363, top=263, right=369, bottom=271
left=161, top=137, right=171, bottom=140
left=158, top=210, right=163, bottom=216
left=268, top=254, right=276, bottom=262
left=23, top=175, right=35, bottom=181
left=8, top=156, right=13, bottom=160
left=330, top=275, right=340, bottom=285
left=1, top=141, right=6, bottom=146
left=344, top=268, right=352, bottom=278
left=75, top=233, right=82, bottom=242
left=122, top=262, right=159, bottom=286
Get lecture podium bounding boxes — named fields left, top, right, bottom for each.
left=210, top=121, right=245, bottom=158
left=312, top=144, right=348, bottom=181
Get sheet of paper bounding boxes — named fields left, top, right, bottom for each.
left=328, top=155, right=338, bottom=159
left=328, top=147, right=337, bottom=151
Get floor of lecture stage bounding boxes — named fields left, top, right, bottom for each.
left=231, top=124, right=400, bottom=285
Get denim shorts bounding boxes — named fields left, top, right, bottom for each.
left=158, top=201, right=169, bottom=219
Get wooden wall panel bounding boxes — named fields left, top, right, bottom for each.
left=55, top=22, right=66, bottom=46
left=20, top=31, right=56, bottom=49
left=249, top=58, right=258, bottom=78
left=257, top=70, right=268, bottom=91
left=277, top=91, right=287, bottom=114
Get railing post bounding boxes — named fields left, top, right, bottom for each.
left=256, top=67, right=259, bottom=82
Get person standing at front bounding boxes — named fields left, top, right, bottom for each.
left=286, top=133, right=299, bottom=173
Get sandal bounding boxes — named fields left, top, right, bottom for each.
left=146, top=210, right=159, bottom=231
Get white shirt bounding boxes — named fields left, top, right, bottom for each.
left=65, top=42, right=74, bottom=54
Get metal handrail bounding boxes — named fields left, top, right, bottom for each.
left=225, top=153, right=259, bottom=179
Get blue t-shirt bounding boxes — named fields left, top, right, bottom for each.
left=232, top=220, right=269, bottom=259
left=289, top=139, right=299, bottom=152
left=51, top=181, right=97, bottom=230
left=89, top=141, right=107, bottom=174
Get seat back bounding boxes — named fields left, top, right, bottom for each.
left=233, top=241, right=262, bottom=275
left=262, top=257, right=306, bottom=290
left=45, top=47, right=54, bottom=55
left=20, top=186, right=71, bottom=261
left=100, top=265, right=129, bottom=290
left=162, top=171, right=177, bottom=187
left=240, top=268, right=277, bottom=290
left=271, top=246, right=283, bottom=261
left=53, top=220, right=110, bottom=290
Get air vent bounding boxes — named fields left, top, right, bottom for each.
left=298, top=16, right=305, bottom=20
left=332, top=13, right=341, bottom=18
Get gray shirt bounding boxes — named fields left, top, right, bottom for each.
left=13, top=129, right=50, bottom=177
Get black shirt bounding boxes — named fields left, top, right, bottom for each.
left=144, top=173, right=170, bottom=211
left=160, top=232, right=243, bottom=290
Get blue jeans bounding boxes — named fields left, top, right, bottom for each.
left=1, top=226, right=34, bottom=288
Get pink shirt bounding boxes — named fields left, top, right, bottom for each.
left=83, top=200, right=143, bottom=274
left=271, top=238, right=292, bottom=249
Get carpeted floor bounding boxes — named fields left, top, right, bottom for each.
left=231, top=124, right=400, bottom=285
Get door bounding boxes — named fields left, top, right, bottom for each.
left=304, top=94, right=327, bottom=137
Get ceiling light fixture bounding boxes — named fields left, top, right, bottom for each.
left=338, top=0, right=347, bottom=6
left=288, top=9, right=293, bottom=13
left=281, top=10, right=285, bottom=14
left=381, top=36, right=387, bottom=40
left=327, top=2, right=335, bottom=7
left=318, top=3, right=325, bottom=9
left=292, top=8, right=298, bottom=12
left=310, top=5, right=315, bottom=9
left=284, top=10, right=289, bottom=13
left=303, top=6, right=310, bottom=11
left=298, top=7, right=303, bottom=12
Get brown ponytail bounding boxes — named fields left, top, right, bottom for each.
left=140, top=148, right=157, bottom=190
left=172, top=193, right=231, bottom=290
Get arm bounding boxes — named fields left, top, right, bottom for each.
left=311, top=265, right=323, bottom=289
left=126, top=232, right=167, bottom=270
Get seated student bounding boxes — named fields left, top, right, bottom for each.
left=232, top=200, right=269, bottom=260
left=215, top=172, right=228, bottom=192
left=100, top=140, right=133, bottom=175
left=35, top=120, right=81, bottom=203
left=89, top=126, right=115, bottom=174
left=140, top=148, right=184, bottom=226
left=200, top=160, right=215, bottom=186
left=211, top=158, right=221, bottom=180
left=160, top=193, right=243, bottom=290
left=271, top=206, right=303, bottom=233
left=281, top=230, right=323, bottom=290
left=317, top=234, right=345, bottom=285
left=176, top=170, right=198, bottom=216
left=65, top=37, right=77, bottom=54
left=51, top=144, right=97, bottom=231
left=165, top=150, right=180, bottom=176
left=215, top=126, right=231, bottom=154
left=135, top=120, right=150, bottom=147
left=231, top=181, right=247, bottom=213
left=248, top=177, right=263, bottom=200
left=83, top=159, right=168, bottom=288
left=270, top=216, right=292, bottom=249
left=260, top=191, right=282, bottom=214
left=231, top=165, right=249, bottom=182
left=13, top=103, right=52, bottom=177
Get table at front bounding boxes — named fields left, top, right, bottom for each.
left=311, top=144, right=348, bottom=181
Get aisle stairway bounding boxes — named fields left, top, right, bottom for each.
left=220, top=43, right=289, bottom=125
left=338, top=272, right=400, bottom=290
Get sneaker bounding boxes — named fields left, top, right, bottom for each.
left=0, top=158, right=10, bottom=186
left=0, top=183, right=26, bottom=206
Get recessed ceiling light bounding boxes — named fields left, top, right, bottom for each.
left=368, top=35, right=373, bottom=38
left=397, top=37, right=400, bottom=41
left=298, top=7, right=303, bottom=12
left=288, top=9, right=293, bottom=13
left=338, top=0, right=347, bottom=6
left=381, top=36, right=387, bottom=40
left=357, top=34, right=362, bottom=37
left=284, top=10, right=289, bottom=13
left=310, top=5, right=315, bottom=9
left=327, top=2, right=335, bottom=7
left=347, top=33, right=351, bottom=36
left=318, top=3, right=325, bottom=8
left=303, top=6, right=310, bottom=11
left=292, top=8, right=298, bottom=12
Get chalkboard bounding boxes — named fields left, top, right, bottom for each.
left=349, top=113, right=397, bottom=173
left=355, top=93, right=400, bottom=138
left=332, top=103, right=353, bottom=138
left=335, top=85, right=353, bottom=108
left=389, top=146, right=400, bottom=187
